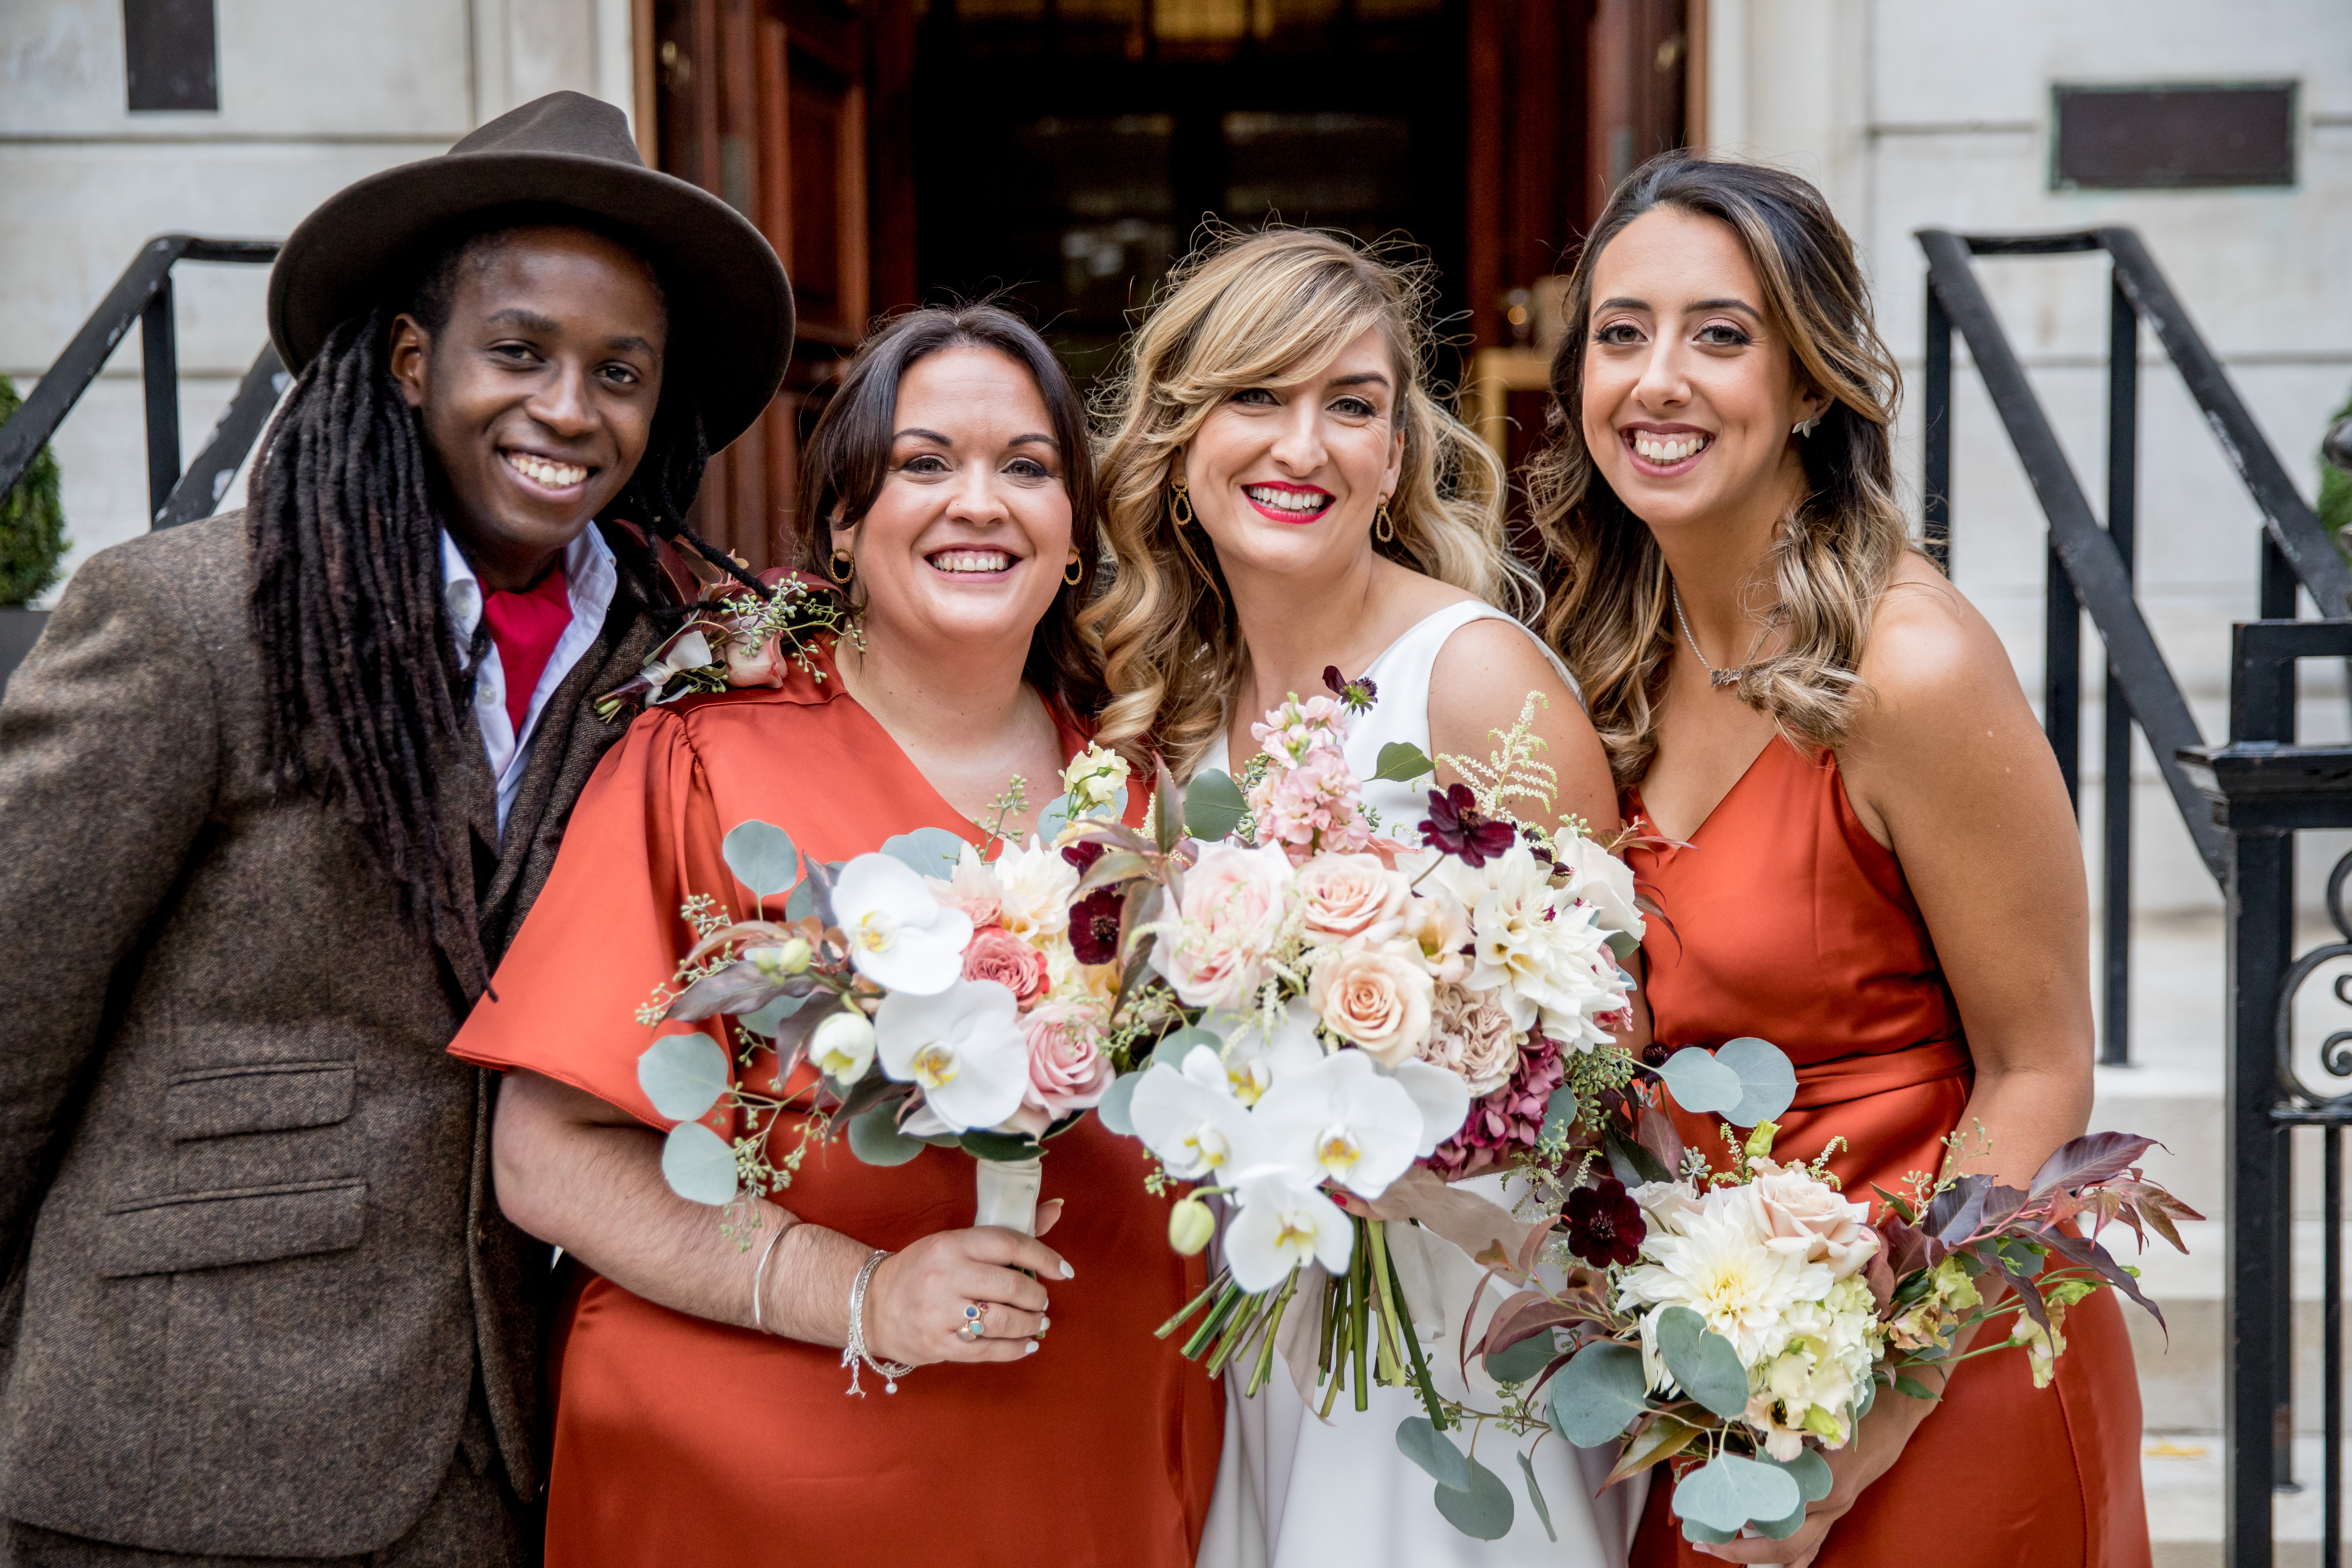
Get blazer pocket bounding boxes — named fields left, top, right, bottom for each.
left=95, top=1178, right=367, bottom=1278
left=165, top=1060, right=356, bottom=1141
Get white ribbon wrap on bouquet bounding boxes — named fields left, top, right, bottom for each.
left=974, top=1156, right=1044, bottom=1235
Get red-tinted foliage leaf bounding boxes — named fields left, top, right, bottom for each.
left=2028, top=1133, right=2161, bottom=1201
left=1636, top=1106, right=1686, bottom=1177
left=1480, top=1294, right=1586, bottom=1357
left=1876, top=1216, right=1936, bottom=1280
left=2042, top=1229, right=2166, bottom=1334
left=1862, top=1240, right=1898, bottom=1313
left=1924, top=1176, right=1992, bottom=1245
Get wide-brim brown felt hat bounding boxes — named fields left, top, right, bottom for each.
left=268, top=91, right=793, bottom=450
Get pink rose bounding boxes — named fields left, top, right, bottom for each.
left=1151, top=841, right=1295, bottom=1009
left=1295, top=854, right=1409, bottom=947
left=1308, top=943, right=1434, bottom=1067
left=1023, top=1000, right=1114, bottom=1115
left=722, top=626, right=789, bottom=689
left=1745, top=1160, right=1877, bottom=1279
left=962, top=926, right=1048, bottom=1007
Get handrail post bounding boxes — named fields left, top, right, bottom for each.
left=1924, top=284, right=1952, bottom=573
left=2101, top=272, right=2137, bottom=1065
left=140, top=276, right=180, bottom=523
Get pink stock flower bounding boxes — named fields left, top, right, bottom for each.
left=1022, top=1000, right=1114, bottom=1116
left=1251, top=694, right=1349, bottom=763
left=1249, top=748, right=1371, bottom=859
left=1425, top=1028, right=1566, bottom=1180
left=962, top=925, right=1049, bottom=1008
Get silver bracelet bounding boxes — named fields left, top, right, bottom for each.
left=840, top=1248, right=914, bottom=1397
left=748, top=1220, right=793, bottom=1335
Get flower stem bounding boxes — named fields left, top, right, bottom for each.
left=1384, top=1231, right=1448, bottom=1428
left=1182, top=1281, right=1248, bottom=1360
left=1155, top=1270, right=1229, bottom=1340
left=1245, top=1269, right=1301, bottom=1397
left=1350, top=1218, right=1372, bottom=1412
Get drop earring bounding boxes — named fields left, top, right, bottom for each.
left=1063, top=556, right=1084, bottom=587
left=1374, top=498, right=1396, bottom=544
left=1169, top=473, right=1195, bottom=527
left=827, top=547, right=855, bottom=584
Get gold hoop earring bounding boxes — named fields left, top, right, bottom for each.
left=1169, top=474, right=1195, bottom=528
left=1063, top=557, right=1084, bottom=587
left=827, top=548, right=855, bottom=585
left=1374, top=499, right=1395, bottom=544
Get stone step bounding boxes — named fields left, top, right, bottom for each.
left=2128, top=1219, right=2347, bottom=1435
left=2144, top=1434, right=2348, bottom=1568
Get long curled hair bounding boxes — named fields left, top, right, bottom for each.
left=793, top=302, right=1107, bottom=718
left=1085, top=227, right=1524, bottom=776
left=1528, top=152, right=1912, bottom=788
left=246, top=222, right=736, bottom=986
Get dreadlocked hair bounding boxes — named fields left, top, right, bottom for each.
left=246, top=224, right=740, bottom=987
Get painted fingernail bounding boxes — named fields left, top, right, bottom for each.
left=1060, top=1261, right=1076, bottom=1279
left=1024, top=1340, right=1039, bottom=1354
left=1036, top=1316, right=1051, bottom=1335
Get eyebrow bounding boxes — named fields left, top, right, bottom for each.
left=1327, top=372, right=1391, bottom=390
left=486, top=308, right=560, bottom=334
left=1594, top=295, right=1762, bottom=318
left=893, top=428, right=1062, bottom=451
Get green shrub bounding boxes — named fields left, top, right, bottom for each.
left=2324, top=385, right=2352, bottom=557
left=0, top=374, right=67, bottom=606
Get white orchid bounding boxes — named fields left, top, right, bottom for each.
left=1442, top=842, right=1625, bottom=1047
left=1224, top=1172, right=1354, bottom=1292
left=1383, top=1056, right=1474, bottom=1158
left=809, top=1008, right=877, bottom=1085
left=1202, top=997, right=1326, bottom=1107
left=1130, top=1045, right=1260, bottom=1180
left=833, top=853, right=973, bottom=995
left=872, top=980, right=1029, bottom=1132
left=1249, top=1048, right=1422, bottom=1199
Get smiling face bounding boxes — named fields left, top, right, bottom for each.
left=1579, top=205, right=1826, bottom=538
left=1181, top=324, right=1407, bottom=584
left=389, top=225, right=666, bottom=590
left=831, top=345, right=1074, bottom=664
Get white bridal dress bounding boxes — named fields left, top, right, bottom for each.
left=1191, top=600, right=1642, bottom=1568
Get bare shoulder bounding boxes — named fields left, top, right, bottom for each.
left=1850, top=555, right=2025, bottom=742
left=1430, top=615, right=1577, bottom=715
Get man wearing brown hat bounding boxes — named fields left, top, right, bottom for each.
left=0, top=93, right=792, bottom=1564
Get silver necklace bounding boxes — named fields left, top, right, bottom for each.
left=1671, top=584, right=1748, bottom=690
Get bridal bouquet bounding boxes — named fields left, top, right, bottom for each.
left=1428, top=1076, right=2201, bottom=1546
left=1068, top=679, right=1646, bottom=1418
left=633, top=744, right=1138, bottom=1236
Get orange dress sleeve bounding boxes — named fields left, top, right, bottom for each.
left=452, top=706, right=728, bottom=1125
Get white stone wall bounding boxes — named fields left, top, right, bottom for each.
left=0, top=0, right=636, bottom=591
left=1706, top=0, right=2352, bottom=912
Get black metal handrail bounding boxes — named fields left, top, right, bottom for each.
left=0, top=235, right=284, bottom=532
left=2184, top=618, right=2352, bottom=1568
left=1918, top=225, right=2342, bottom=1067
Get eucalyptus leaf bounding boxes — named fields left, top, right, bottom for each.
left=721, top=820, right=800, bottom=901
left=1539, top=1084, right=1582, bottom=1146
left=1432, top=1459, right=1515, bottom=1541
left=1394, top=1416, right=1472, bottom=1490
left=658, top=1122, right=739, bottom=1206
left=1679, top=1515, right=1740, bottom=1546
left=1483, top=1328, right=1557, bottom=1386
left=1651, top=1047, right=1744, bottom=1118
left=636, top=1032, right=731, bottom=1122
left=1715, top=1036, right=1798, bottom=1127
left=1516, top=1451, right=1555, bottom=1543
left=879, top=826, right=970, bottom=879
left=1372, top=740, right=1437, bottom=784
left=1152, top=1025, right=1225, bottom=1070
left=960, top=1128, right=1042, bottom=1163
left=1603, top=1124, right=1671, bottom=1188
left=1762, top=1446, right=1833, bottom=1503
left=1183, top=769, right=1248, bottom=842
left=1036, top=793, right=1076, bottom=847
left=846, top=1103, right=926, bottom=1167
left=1653, top=1305, right=1751, bottom=1420
left=1547, top=1340, right=1648, bottom=1445
left=737, top=992, right=809, bottom=1040
left=1606, top=928, right=1642, bottom=962
left=1095, top=1071, right=1143, bottom=1136
left=1753, top=1499, right=1811, bottom=1540
left=1672, top=1454, right=1801, bottom=1534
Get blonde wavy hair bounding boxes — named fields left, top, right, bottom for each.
left=1528, top=152, right=1914, bottom=788
left=1085, top=227, right=1530, bottom=775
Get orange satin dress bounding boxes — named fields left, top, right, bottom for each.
left=1622, top=737, right=2149, bottom=1568
left=449, top=641, right=1222, bottom=1568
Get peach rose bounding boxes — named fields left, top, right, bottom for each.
left=1745, top=1159, right=1877, bottom=1279
left=1023, top=1000, right=1114, bottom=1116
left=962, top=926, right=1048, bottom=1008
left=722, top=626, right=790, bottom=689
left=1308, top=943, right=1434, bottom=1067
left=1295, top=853, right=1410, bottom=947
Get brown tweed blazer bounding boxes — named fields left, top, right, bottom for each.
left=0, top=512, right=661, bottom=1557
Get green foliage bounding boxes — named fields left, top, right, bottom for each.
left=2325, top=385, right=2352, bottom=557
left=0, top=373, right=67, bottom=605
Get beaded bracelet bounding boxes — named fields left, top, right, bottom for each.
left=840, top=1248, right=914, bottom=1397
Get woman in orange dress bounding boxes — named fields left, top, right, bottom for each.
left=449, top=305, right=1221, bottom=1566
left=1530, top=153, right=2150, bottom=1566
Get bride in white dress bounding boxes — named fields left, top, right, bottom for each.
left=1087, top=229, right=1643, bottom=1568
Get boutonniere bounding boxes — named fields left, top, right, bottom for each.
left=596, top=574, right=855, bottom=720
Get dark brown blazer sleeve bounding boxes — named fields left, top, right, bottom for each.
left=0, top=542, right=221, bottom=1259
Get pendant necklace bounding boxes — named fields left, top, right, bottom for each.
left=1671, top=584, right=1752, bottom=690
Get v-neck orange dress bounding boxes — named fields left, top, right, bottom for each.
left=449, top=641, right=1222, bottom=1568
left=1622, top=737, right=2149, bottom=1568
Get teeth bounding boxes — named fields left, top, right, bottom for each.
left=1244, top=485, right=1329, bottom=513
left=1632, top=432, right=1708, bottom=465
left=930, top=550, right=1013, bottom=574
left=505, top=451, right=589, bottom=488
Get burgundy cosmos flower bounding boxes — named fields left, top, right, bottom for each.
left=1323, top=665, right=1379, bottom=714
left=1061, top=842, right=1125, bottom=965
left=1564, top=1177, right=1646, bottom=1269
left=1419, top=783, right=1516, bottom=867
